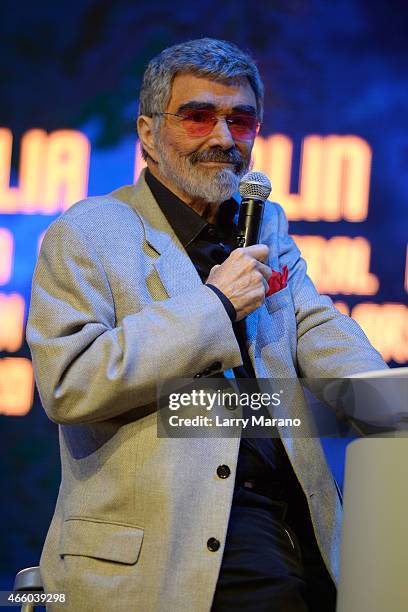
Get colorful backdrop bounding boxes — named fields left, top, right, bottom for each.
left=1, top=0, right=407, bottom=591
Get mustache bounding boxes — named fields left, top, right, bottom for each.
left=188, top=147, right=244, bottom=169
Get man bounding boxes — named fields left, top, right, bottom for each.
left=27, top=38, right=387, bottom=611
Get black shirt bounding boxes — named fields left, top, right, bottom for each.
left=145, top=168, right=289, bottom=494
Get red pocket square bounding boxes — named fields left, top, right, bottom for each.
left=265, top=265, right=288, bottom=297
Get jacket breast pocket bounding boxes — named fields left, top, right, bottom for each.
left=59, top=517, right=144, bottom=565
left=255, top=285, right=296, bottom=358
left=264, top=285, right=292, bottom=315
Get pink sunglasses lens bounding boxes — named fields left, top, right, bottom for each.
left=181, top=110, right=259, bottom=139
left=181, top=110, right=217, bottom=136
left=228, top=114, right=260, bottom=139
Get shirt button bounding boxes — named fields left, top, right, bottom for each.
left=207, top=226, right=217, bottom=237
left=207, top=537, right=220, bottom=552
left=217, top=465, right=231, bottom=479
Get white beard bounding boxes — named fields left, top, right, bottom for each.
left=154, top=138, right=250, bottom=204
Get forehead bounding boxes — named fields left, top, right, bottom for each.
left=166, top=73, right=257, bottom=111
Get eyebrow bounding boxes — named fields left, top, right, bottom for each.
left=176, top=101, right=257, bottom=115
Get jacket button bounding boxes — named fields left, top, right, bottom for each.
left=207, top=537, right=220, bottom=552
left=211, top=361, right=222, bottom=371
left=217, top=465, right=231, bottom=479
left=193, top=373, right=202, bottom=378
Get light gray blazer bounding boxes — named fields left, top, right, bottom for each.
left=26, top=169, right=387, bottom=611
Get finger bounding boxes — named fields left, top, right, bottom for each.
left=243, top=244, right=269, bottom=263
left=262, top=277, right=269, bottom=293
left=255, top=261, right=272, bottom=281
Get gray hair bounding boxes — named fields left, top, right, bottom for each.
left=138, top=38, right=264, bottom=158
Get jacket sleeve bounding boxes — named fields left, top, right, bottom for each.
left=26, top=217, right=242, bottom=425
left=274, top=203, right=388, bottom=377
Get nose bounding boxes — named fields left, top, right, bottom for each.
left=206, top=116, right=235, bottom=149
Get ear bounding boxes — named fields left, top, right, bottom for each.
left=137, top=115, right=159, bottom=162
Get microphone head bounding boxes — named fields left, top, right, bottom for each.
left=239, top=171, right=272, bottom=201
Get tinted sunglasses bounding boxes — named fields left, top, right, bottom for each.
left=154, top=109, right=260, bottom=140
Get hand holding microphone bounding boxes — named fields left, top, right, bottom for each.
left=206, top=171, right=273, bottom=321
left=206, top=244, right=271, bottom=321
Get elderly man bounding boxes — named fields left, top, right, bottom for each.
left=27, top=38, right=386, bottom=611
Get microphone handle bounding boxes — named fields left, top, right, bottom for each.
left=235, top=198, right=265, bottom=248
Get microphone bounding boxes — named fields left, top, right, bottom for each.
left=235, top=171, right=272, bottom=248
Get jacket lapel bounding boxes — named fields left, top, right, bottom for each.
left=111, top=171, right=203, bottom=298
